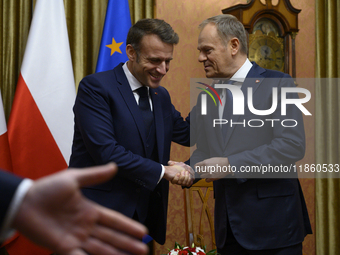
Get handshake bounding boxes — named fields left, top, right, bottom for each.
left=163, top=160, right=195, bottom=187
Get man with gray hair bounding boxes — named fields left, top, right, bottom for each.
left=190, top=14, right=312, bottom=254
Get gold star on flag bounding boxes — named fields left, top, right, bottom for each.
left=106, top=37, right=123, bottom=55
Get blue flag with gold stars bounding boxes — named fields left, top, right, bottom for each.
left=95, top=0, right=131, bottom=72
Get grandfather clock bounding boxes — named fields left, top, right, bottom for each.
left=222, top=0, right=300, bottom=78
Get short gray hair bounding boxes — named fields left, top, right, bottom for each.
left=199, top=14, right=248, bottom=55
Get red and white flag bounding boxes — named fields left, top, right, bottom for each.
left=0, top=89, right=17, bottom=248
left=6, top=0, right=75, bottom=254
left=0, top=90, right=12, bottom=172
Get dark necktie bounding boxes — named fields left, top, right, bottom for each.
left=221, top=80, right=236, bottom=143
left=136, top=86, right=153, bottom=136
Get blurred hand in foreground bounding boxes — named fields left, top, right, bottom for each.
left=12, top=163, right=149, bottom=255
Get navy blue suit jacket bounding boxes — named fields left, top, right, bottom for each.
left=190, top=63, right=312, bottom=250
left=0, top=170, right=23, bottom=233
left=69, top=63, right=190, bottom=244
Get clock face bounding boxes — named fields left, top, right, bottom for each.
left=249, top=36, right=284, bottom=72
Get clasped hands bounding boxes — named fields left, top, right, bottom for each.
left=164, top=161, right=195, bottom=187
left=163, top=156, right=232, bottom=186
left=195, top=157, right=232, bottom=182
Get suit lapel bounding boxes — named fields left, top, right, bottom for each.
left=223, top=63, right=266, bottom=149
left=208, top=88, right=225, bottom=150
left=198, top=82, right=225, bottom=151
left=115, top=64, right=148, bottom=145
left=150, top=88, right=164, bottom=162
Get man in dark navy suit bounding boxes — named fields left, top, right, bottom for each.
left=69, top=19, right=193, bottom=245
left=0, top=164, right=148, bottom=255
left=189, top=14, right=312, bottom=254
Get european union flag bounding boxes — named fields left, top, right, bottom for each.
left=95, top=0, right=132, bottom=72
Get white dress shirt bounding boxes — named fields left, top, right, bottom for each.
left=0, top=178, right=33, bottom=242
left=122, top=62, right=164, bottom=182
left=219, top=59, right=253, bottom=119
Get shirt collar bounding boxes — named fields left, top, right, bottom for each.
left=230, top=58, right=253, bottom=82
left=122, top=61, right=146, bottom=92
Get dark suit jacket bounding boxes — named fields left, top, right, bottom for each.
left=0, top=170, right=23, bottom=231
left=190, top=63, right=312, bottom=250
left=69, top=63, right=190, bottom=244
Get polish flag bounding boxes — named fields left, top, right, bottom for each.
left=0, top=90, right=12, bottom=172
left=6, top=0, right=75, bottom=254
left=0, top=90, right=17, bottom=248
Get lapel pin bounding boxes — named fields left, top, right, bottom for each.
left=155, top=92, right=158, bottom=95
left=256, top=79, right=260, bottom=83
